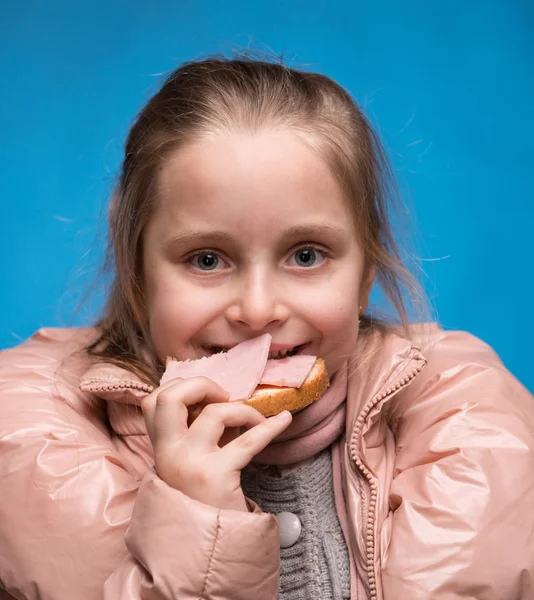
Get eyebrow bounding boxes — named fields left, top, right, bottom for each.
left=163, top=223, right=348, bottom=249
left=283, top=223, right=347, bottom=239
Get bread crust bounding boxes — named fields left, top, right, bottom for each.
left=243, top=358, right=328, bottom=416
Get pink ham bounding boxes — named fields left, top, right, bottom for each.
left=260, top=355, right=316, bottom=387
left=160, top=334, right=317, bottom=400
left=160, top=334, right=272, bottom=401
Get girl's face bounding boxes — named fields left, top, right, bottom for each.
left=142, top=130, right=374, bottom=376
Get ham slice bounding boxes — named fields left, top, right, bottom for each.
left=160, top=334, right=272, bottom=401
left=160, top=334, right=317, bottom=400
left=260, top=355, right=316, bottom=387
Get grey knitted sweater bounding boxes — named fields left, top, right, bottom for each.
left=241, top=448, right=351, bottom=600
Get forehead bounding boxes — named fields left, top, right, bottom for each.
left=155, top=131, right=353, bottom=237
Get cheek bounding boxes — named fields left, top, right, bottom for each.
left=293, top=275, right=361, bottom=372
left=294, top=275, right=360, bottom=332
left=145, top=275, right=221, bottom=359
left=316, top=298, right=361, bottom=359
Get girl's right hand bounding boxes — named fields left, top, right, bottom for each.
left=141, top=377, right=293, bottom=512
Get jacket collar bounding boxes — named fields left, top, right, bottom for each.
left=80, top=361, right=154, bottom=404
left=344, top=327, right=428, bottom=435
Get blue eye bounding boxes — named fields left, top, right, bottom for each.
left=189, top=252, right=220, bottom=271
left=291, top=247, right=326, bottom=267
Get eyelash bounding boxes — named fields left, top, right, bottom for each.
left=186, top=245, right=330, bottom=272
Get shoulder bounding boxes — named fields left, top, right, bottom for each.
left=0, top=327, right=101, bottom=415
left=416, top=325, right=509, bottom=370
left=393, top=325, right=533, bottom=435
left=1, top=326, right=97, bottom=373
left=410, top=325, right=528, bottom=398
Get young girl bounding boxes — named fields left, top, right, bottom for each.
left=0, top=56, right=532, bottom=600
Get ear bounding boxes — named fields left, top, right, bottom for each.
left=359, top=264, right=376, bottom=313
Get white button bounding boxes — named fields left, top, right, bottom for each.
left=276, top=511, right=302, bottom=548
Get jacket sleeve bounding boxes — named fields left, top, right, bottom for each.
left=104, top=475, right=279, bottom=599
left=382, top=332, right=534, bottom=599
left=0, top=337, right=279, bottom=600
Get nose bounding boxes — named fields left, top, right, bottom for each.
left=225, top=268, right=289, bottom=331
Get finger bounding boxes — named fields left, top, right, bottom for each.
left=141, top=377, right=184, bottom=442
left=141, top=376, right=227, bottom=443
left=152, top=377, right=230, bottom=448
left=221, top=411, right=293, bottom=470
left=188, top=401, right=266, bottom=449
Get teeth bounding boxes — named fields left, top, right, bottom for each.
left=269, top=346, right=299, bottom=360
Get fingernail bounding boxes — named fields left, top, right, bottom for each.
left=276, top=410, right=292, bottom=420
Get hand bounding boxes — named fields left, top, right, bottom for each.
left=141, top=377, right=293, bottom=512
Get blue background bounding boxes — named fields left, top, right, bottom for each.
left=1, top=0, right=532, bottom=391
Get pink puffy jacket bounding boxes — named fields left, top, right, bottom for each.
left=0, top=326, right=533, bottom=599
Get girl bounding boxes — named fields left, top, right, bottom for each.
left=0, top=55, right=532, bottom=600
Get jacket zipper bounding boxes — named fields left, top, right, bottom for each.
left=348, top=360, right=425, bottom=600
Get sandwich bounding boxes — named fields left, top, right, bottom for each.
left=161, top=333, right=329, bottom=418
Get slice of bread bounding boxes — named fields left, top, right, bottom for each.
left=240, top=357, right=328, bottom=417
left=187, top=358, right=329, bottom=422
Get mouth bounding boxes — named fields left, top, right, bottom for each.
left=204, top=343, right=309, bottom=359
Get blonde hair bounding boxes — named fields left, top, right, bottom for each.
left=86, top=52, right=429, bottom=384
